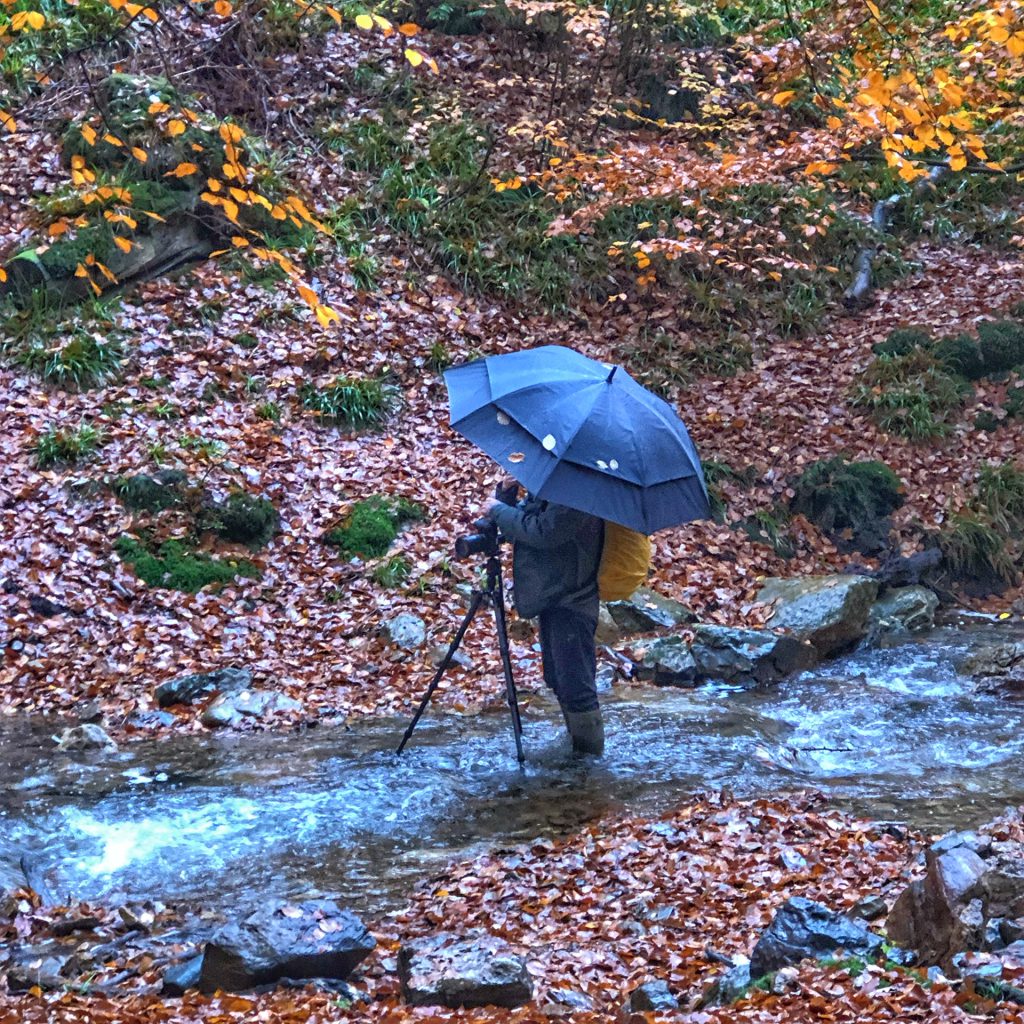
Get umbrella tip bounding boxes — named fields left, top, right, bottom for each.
left=606, top=365, right=617, bottom=383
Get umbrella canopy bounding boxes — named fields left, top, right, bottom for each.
left=444, top=345, right=711, bottom=534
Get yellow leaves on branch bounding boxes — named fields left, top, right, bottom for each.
left=10, top=10, right=45, bottom=31
left=0, top=109, right=15, bottom=134
left=165, top=162, right=199, bottom=177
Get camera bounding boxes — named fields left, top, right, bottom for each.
left=455, top=517, right=500, bottom=559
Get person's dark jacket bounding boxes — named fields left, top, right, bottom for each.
left=488, top=496, right=604, bottom=619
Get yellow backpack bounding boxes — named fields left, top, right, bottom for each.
left=598, top=521, right=652, bottom=602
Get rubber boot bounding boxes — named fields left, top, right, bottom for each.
left=565, top=708, right=605, bottom=756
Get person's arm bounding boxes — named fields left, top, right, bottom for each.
left=488, top=501, right=589, bottom=550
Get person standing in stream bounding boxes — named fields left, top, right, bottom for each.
left=486, top=477, right=606, bottom=756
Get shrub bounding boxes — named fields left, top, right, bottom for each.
left=872, top=325, right=932, bottom=358
left=256, top=400, right=282, bottom=422
left=978, top=320, right=1024, bottom=373
left=934, top=513, right=1018, bottom=589
left=975, top=410, right=1001, bottom=433
left=974, top=462, right=1024, bottom=536
left=371, top=555, right=412, bottom=588
left=34, top=423, right=104, bottom=468
left=207, top=492, right=279, bottom=549
left=115, top=535, right=259, bottom=593
left=325, top=495, right=424, bottom=558
left=300, top=376, right=398, bottom=430
left=1006, top=383, right=1024, bottom=419
left=849, top=350, right=967, bottom=439
left=790, top=457, right=903, bottom=540
left=932, top=333, right=985, bottom=380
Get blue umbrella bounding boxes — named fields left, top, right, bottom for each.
left=444, top=345, right=711, bottom=534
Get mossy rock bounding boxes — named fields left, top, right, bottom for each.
left=933, top=333, right=985, bottom=381
left=324, top=495, right=424, bottom=558
left=872, top=325, right=932, bottom=358
left=790, top=457, right=903, bottom=554
left=207, top=492, right=279, bottom=549
left=115, top=535, right=258, bottom=593
left=978, top=320, right=1024, bottom=374
left=112, top=471, right=188, bottom=512
left=931, top=513, right=1019, bottom=597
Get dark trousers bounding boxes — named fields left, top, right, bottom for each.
left=538, top=607, right=598, bottom=714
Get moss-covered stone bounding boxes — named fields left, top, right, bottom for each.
left=790, top=457, right=903, bottom=554
left=112, top=472, right=188, bottom=512
left=978, top=320, right=1024, bottom=374
left=932, top=333, right=985, bottom=380
left=872, top=326, right=932, bottom=358
left=115, top=535, right=258, bottom=593
left=207, top=492, right=279, bottom=549
left=324, top=495, right=424, bottom=558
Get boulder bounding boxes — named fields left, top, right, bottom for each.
left=398, top=931, right=532, bottom=1009
left=624, top=978, right=679, bottom=1012
left=702, top=963, right=751, bottom=1005
left=163, top=955, right=203, bottom=996
left=57, top=724, right=117, bottom=752
left=595, top=604, right=621, bottom=646
left=757, top=575, right=879, bottom=658
left=689, top=624, right=818, bottom=685
left=868, top=586, right=939, bottom=636
left=749, top=897, right=884, bottom=978
left=2, top=944, right=77, bottom=991
left=198, top=900, right=374, bottom=994
left=382, top=614, right=427, bottom=650
left=886, top=830, right=1018, bottom=965
left=606, top=587, right=695, bottom=634
left=638, top=637, right=697, bottom=687
left=155, top=667, right=252, bottom=708
left=962, top=642, right=1024, bottom=695
left=427, top=645, right=473, bottom=671
left=201, top=689, right=302, bottom=728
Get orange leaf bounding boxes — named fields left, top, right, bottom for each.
left=214, top=0, right=232, bottom=13
left=315, top=304, right=340, bottom=328
left=164, top=162, right=199, bottom=177
left=103, top=133, right=123, bottom=147
left=0, top=268, right=6, bottom=283
left=297, top=284, right=319, bottom=307
left=80, top=124, right=97, bottom=145
left=113, top=236, right=133, bottom=253
left=0, top=109, right=16, bottom=133
left=773, top=90, right=796, bottom=107
left=398, top=21, right=418, bottom=35
left=231, top=236, right=250, bottom=247
left=131, top=146, right=148, bottom=162
left=148, top=101, right=170, bottom=115
left=166, top=119, right=187, bottom=137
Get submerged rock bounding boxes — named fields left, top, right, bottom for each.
left=690, top=624, right=817, bottom=685
left=749, top=897, right=883, bottom=977
left=56, top=724, right=117, bottom=753
left=624, top=978, right=679, bottom=1012
left=606, top=587, right=695, bottom=634
left=155, top=667, right=252, bottom=707
left=757, top=575, right=879, bottom=658
left=399, top=931, right=532, bottom=1008
left=962, top=641, right=1024, bottom=695
left=198, top=899, right=375, bottom=993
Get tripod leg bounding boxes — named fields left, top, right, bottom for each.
left=396, top=590, right=485, bottom=754
left=491, top=586, right=525, bottom=765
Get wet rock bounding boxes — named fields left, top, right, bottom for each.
left=638, top=637, right=697, bottom=686
left=749, top=897, right=884, bottom=977
left=427, top=645, right=473, bottom=671
left=201, top=689, right=301, bottom=728
left=624, top=978, right=679, bottom=1012
left=1, top=857, right=27, bottom=916
left=382, top=614, right=427, bottom=650
left=868, top=586, right=939, bottom=636
left=757, top=575, right=879, bottom=658
left=849, top=895, right=888, bottom=922
left=962, top=642, right=1024, bottom=695
left=543, top=988, right=593, bottom=1012
left=126, top=710, right=177, bottom=729
left=162, top=955, right=203, bottom=996
left=887, top=845, right=989, bottom=964
left=689, top=624, right=818, bottom=685
left=702, top=963, right=751, bottom=1005
left=57, top=724, right=117, bottom=752
left=2, top=944, right=77, bottom=991
left=595, top=604, right=621, bottom=646
left=399, top=930, right=532, bottom=1008
left=929, top=830, right=992, bottom=862
left=155, top=667, right=252, bottom=707
left=595, top=663, right=617, bottom=691
left=606, top=587, right=696, bottom=634
left=199, top=899, right=374, bottom=994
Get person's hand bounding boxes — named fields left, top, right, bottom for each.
left=494, top=476, right=520, bottom=506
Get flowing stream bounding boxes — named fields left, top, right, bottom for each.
left=2, top=616, right=1023, bottom=918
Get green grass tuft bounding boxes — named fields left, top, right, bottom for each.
left=371, top=554, right=412, bottom=588
left=300, top=376, right=398, bottom=430
left=34, top=422, right=104, bottom=468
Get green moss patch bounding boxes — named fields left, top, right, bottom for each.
left=113, top=472, right=188, bottom=512
left=115, top=535, right=258, bottom=593
left=977, top=320, right=1024, bottom=374
left=325, top=496, right=424, bottom=558
left=206, top=492, right=280, bottom=549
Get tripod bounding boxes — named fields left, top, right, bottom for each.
left=397, top=549, right=525, bottom=764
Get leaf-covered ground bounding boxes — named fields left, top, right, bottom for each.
left=1, top=3, right=1023, bottom=736
left=13, top=792, right=1020, bottom=1024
